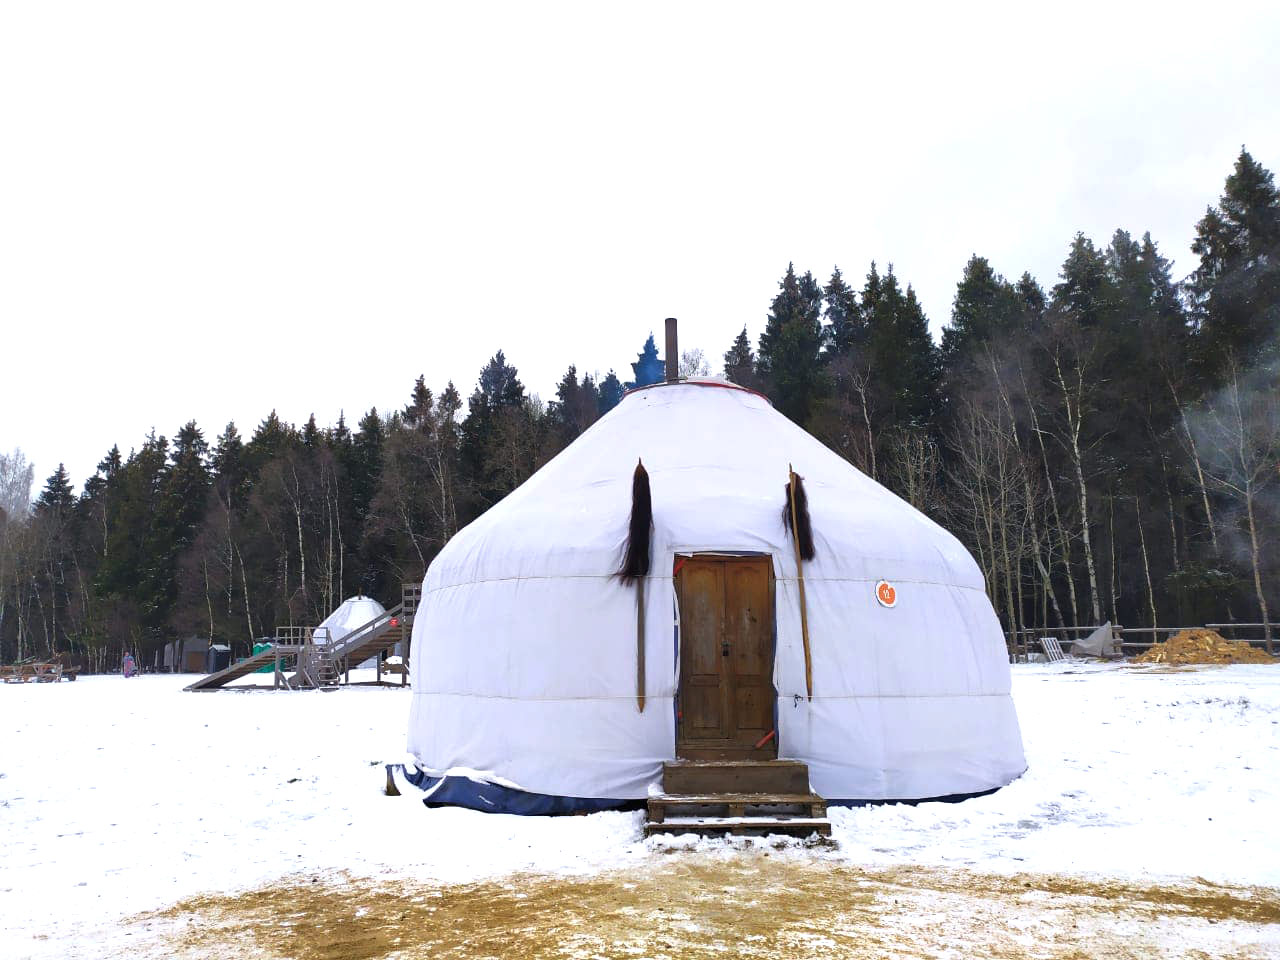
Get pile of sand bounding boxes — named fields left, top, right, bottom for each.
left=1136, top=628, right=1274, bottom=665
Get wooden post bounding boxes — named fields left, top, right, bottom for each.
left=788, top=465, right=814, bottom=701
left=636, top=576, right=646, bottom=712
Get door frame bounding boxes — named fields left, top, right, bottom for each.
left=673, top=552, right=778, bottom=761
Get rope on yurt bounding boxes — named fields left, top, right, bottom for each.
left=785, top=465, right=815, bottom=700
left=618, top=459, right=652, bottom=711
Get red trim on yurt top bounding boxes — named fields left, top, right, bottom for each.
left=621, top=378, right=773, bottom=405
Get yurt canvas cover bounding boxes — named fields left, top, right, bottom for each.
left=405, top=380, right=1025, bottom=810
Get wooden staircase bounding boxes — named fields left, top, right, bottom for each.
left=645, top=760, right=831, bottom=838
left=296, top=642, right=341, bottom=688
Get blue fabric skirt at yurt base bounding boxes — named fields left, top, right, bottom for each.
left=386, top=764, right=999, bottom=815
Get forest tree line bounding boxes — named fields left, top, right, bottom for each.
left=1, top=148, right=1277, bottom=667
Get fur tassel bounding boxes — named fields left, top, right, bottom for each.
left=619, top=459, right=652, bottom=583
left=783, top=472, right=816, bottom=562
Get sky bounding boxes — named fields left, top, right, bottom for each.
left=2, top=1, right=1279, bottom=495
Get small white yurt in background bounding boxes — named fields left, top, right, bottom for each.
left=402, top=374, right=1026, bottom=813
left=315, top=596, right=387, bottom=660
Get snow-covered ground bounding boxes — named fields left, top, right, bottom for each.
left=2, top=662, right=1278, bottom=958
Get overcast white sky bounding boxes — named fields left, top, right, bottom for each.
left=2, top=1, right=1278, bottom=493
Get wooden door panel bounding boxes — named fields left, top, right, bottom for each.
left=733, top=686, right=772, bottom=738
left=684, top=681, right=723, bottom=735
left=677, top=556, right=776, bottom=759
left=725, top=559, right=775, bottom=749
left=678, top=560, right=727, bottom=743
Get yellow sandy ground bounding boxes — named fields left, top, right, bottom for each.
left=129, top=854, right=1280, bottom=960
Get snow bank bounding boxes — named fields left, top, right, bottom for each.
left=829, top=661, right=1280, bottom=886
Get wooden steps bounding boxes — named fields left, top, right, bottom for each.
left=662, top=759, right=810, bottom=795
left=645, top=761, right=831, bottom=839
left=646, top=816, right=831, bottom=837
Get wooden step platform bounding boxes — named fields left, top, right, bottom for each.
left=646, top=816, right=831, bottom=837
left=662, top=759, right=810, bottom=795
left=645, top=761, right=831, bottom=839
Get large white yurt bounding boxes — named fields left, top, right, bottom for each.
left=403, top=376, right=1025, bottom=812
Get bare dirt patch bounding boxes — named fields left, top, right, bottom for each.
left=132, top=854, right=1280, bottom=960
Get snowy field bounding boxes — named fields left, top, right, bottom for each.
left=2, top=662, right=1278, bottom=958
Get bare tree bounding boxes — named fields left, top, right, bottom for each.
left=886, top=427, right=939, bottom=514
left=1045, top=320, right=1105, bottom=625
left=679, top=348, right=710, bottom=378
left=810, top=351, right=878, bottom=479
left=0, top=448, right=34, bottom=520
left=946, top=400, right=1032, bottom=643
left=1187, top=356, right=1280, bottom=651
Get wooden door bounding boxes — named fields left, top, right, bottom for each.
left=676, top=556, right=777, bottom=760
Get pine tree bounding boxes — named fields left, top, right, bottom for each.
left=722, top=326, right=757, bottom=387
left=211, top=424, right=248, bottom=508
left=302, top=414, right=320, bottom=448
left=625, top=335, right=664, bottom=389
left=1053, top=234, right=1117, bottom=328
left=941, top=255, right=1022, bottom=365
left=163, top=423, right=209, bottom=536
left=35, top=464, right=76, bottom=519
left=822, top=266, right=861, bottom=356
left=1189, top=147, right=1280, bottom=373
left=1016, top=272, right=1047, bottom=325
left=332, top=412, right=351, bottom=449
left=350, top=408, right=385, bottom=523
left=404, top=375, right=434, bottom=428
left=597, top=371, right=624, bottom=414
left=460, top=352, right=533, bottom=514
left=156, top=422, right=211, bottom=631
left=247, top=410, right=298, bottom=473
left=81, top=445, right=122, bottom=507
left=550, top=365, right=588, bottom=445
left=93, top=432, right=172, bottom=651
left=757, top=264, right=827, bottom=424
left=477, top=351, right=525, bottom=408
left=863, top=267, right=941, bottom=430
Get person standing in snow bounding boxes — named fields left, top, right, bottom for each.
left=121, top=652, right=136, bottom=678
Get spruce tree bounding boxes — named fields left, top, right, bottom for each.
left=1053, top=234, right=1117, bottom=328
left=551, top=365, right=592, bottom=444
left=302, top=414, right=320, bottom=448
left=941, top=255, right=1022, bottom=365
left=757, top=264, right=826, bottom=424
left=1016, top=272, right=1047, bottom=325
left=404, top=375, right=434, bottom=428
left=35, top=464, right=76, bottom=519
left=822, top=266, right=861, bottom=356
left=863, top=266, right=941, bottom=430
left=156, top=422, right=211, bottom=629
left=247, top=411, right=298, bottom=474
left=625, top=335, right=664, bottom=389
left=722, top=326, right=757, bottom=387
left=1189, top=147, right=1280, bottom=372
left=597, top=371, right=624, bottom=413
left=477, top=351, right=525, bottom=408
left=211, top=424, right=248, bottom=508
left=350, top=408, right=385, bottom=523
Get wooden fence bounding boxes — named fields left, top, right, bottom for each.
left=1009, top=623, right=1276, bottom=660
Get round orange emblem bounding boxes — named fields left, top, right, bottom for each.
left=875, top=580, right=897, bottom=608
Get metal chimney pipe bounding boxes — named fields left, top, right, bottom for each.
left=664, top=317, right=679, bottom=383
